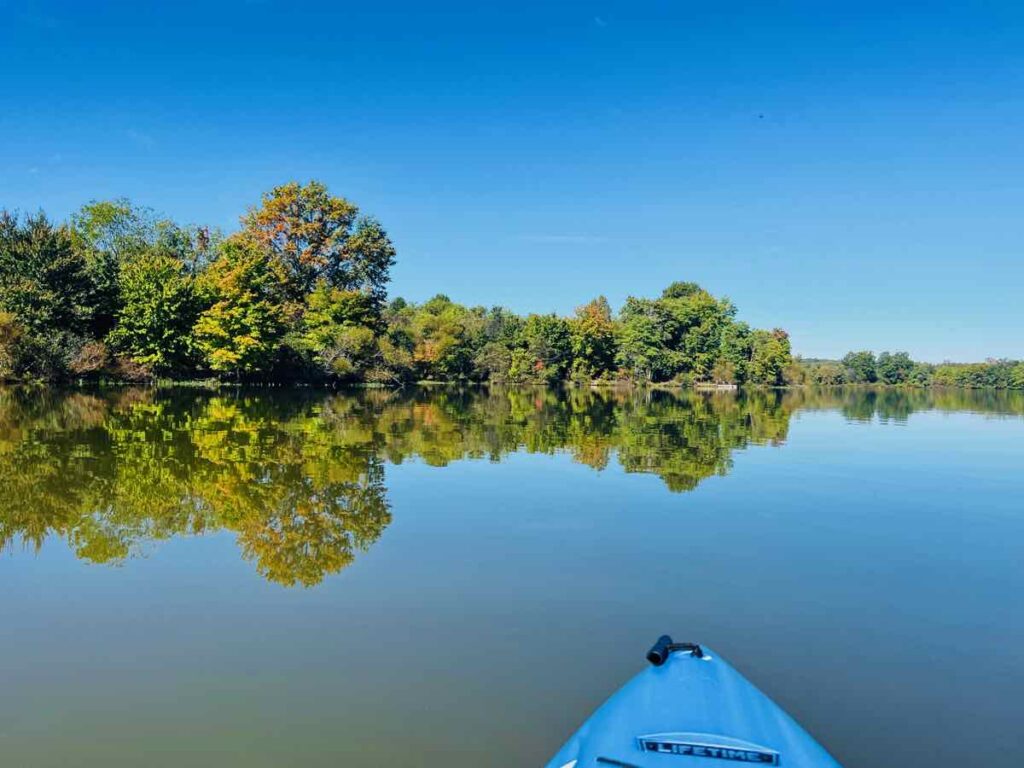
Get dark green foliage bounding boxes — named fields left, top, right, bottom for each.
left=616, top=286, right=742, bottom=383
left=0, top=212, right=95, bottom=336
left=661, top=281, right=704, bottom=300
left=842, top=350, right=878, bottom=383
left=616, top=297, right=678, bottom=381
left=515, top=314, right=572, bottom=382
left=339, top=217, right=397, bottom=311
left=876, top=351, right=914, bottom=384
left=474, top=342, right=513, bottom=380
left=0, top=212, right=99, bottom=377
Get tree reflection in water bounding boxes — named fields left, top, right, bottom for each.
left=0, top=385, right=1020, bottom=586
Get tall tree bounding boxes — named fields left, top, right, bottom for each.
left=238, top=181, right=396, bottom=308
left=570, top=296, right=617, bottom=378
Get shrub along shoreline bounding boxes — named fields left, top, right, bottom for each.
left=1, top=180, right=1020, bottom=389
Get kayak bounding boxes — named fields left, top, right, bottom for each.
left=546, top=636, right=842, bottom=767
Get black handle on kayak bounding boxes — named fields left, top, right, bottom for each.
left=646, top=635, right=704, bottom=666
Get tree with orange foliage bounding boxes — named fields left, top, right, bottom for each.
left=238, top=180, right=395, bottom=310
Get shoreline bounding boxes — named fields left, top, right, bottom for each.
left=2, top=378, right=1022, bottom=392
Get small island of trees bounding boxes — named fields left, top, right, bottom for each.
left=1, top=180, right=1021, bottom=388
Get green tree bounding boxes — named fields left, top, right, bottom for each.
left=660, top=287, right=735, bottom=381
left=70, top=200, right=217, bottom=337
left=295, top=281, right=380, bottom=377
left=748, top=329, right=792, bottom=385
left=0, top=212, right=95, bottom=336
left=516, top=313, right=572, bottom=382
left=507, top=347, right=541, bottom=383
left=569, top=296, right=617, bottom=379
left=616, top=297, right=676, bottom=381
left=70, top=199, right=161, bottom=337
left=718, top=321, right=753, bottom=383
left=909, top=362, right=934, bottom=386
left=616, top=284, right=738, bottom=382
left=70, top=199, right=156, bottom=261
left=193, top=240, right=287, bottom=376
left=482, top=306, right=524, bottom=347
left=338, top=217, right=397, bottom=310
left=409, top=294, right=476, bottom=379
left=107, top=250, right=200, bottom=372
left=842, top=350, right=878, bottom=383
left=0, top=212, right=97, bottom=376
left=474, top=341, right=513, bottom=380
left=1011, top=363, right=1024, bottom=389
left=876, top=351, right=914, bottom=385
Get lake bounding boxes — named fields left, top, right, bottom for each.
left=1, top=386, right=1022, bottom=767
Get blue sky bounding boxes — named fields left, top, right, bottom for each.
left=2, top=1, right=1023, bottom=361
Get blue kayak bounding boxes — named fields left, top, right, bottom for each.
left=546, top=636, right=842, bottom=767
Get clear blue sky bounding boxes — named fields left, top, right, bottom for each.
left=3, top=1, right=1023, bottom=362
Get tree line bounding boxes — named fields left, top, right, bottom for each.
left=796, top=351, right=1024, bottom=389
left=0, top=180, right=793, bottom=385
left=3, top=180, right=1018, bottom=388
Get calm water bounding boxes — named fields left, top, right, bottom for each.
left=1, top=386, right=1022, bottom=767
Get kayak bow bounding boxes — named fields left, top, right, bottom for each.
left=546, top=635, right=842, bottom=767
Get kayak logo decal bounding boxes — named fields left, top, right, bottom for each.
left=637, top=733, right=780, bottom=765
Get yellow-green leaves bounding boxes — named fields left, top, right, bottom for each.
left=193, top=240, right=287, bottom=375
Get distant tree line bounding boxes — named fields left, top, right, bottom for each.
left=0, top=180, right=794, bottom=386
left=796, top=351, right=1024, bottom=388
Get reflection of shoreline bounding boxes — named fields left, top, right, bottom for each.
left=0, top=386, right=1021, bottom=586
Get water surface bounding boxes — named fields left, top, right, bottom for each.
left=1, top=386, right=1022, bottom=766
